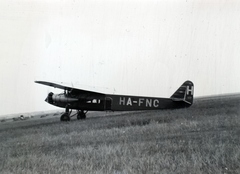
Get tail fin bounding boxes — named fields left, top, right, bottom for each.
left=170, top=80, right=194, bottom=106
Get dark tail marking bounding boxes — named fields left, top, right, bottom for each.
left=170, top=80, right=194, bottom=106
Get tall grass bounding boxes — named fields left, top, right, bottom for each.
left=0, top=96, right=240, bottom=173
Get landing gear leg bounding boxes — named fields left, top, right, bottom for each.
left=60, top=105, right=71, bottom=121
left=77, top=110, right=87, bottom=120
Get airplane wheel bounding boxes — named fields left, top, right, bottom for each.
left=60, top=113, right=70, bottom=121
left=77, top=111, right=86, bottom=120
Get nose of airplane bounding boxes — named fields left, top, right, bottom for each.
left=45, top=96, right=48, bottom=102
left=45, top=92, right=54, bottom=104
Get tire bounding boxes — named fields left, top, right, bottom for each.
left=77, top=112, right=86, bottom=120
left=60, top=113, right=70, bottom=121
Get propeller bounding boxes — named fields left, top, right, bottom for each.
left=45, top=92, right=54, bottom=104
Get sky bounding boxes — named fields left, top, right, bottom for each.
left=0, top=0, right=240, bottom=116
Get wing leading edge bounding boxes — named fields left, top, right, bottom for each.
left=35, top=81, right=105, bottom=96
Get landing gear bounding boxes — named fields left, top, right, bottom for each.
left=77, top=110, right=87, bottom=120
left=60, top=105, right=88, bottom=121
left=60, top=105, right=71, bottom=121
left=60, top=112, right=70, bottom=121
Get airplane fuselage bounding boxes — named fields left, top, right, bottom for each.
left=48, top=93, right=190, bottom=111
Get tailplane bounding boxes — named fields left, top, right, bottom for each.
left=171, top=80, right=194, bottom=106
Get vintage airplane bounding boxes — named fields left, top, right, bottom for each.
left=35, top=80, right=194, bottom=121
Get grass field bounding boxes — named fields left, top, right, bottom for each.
left=0, top=95, right=240, bottom=174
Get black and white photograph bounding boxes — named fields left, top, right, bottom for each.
left=0, top=0, right=240, bottom=173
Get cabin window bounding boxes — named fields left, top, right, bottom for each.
left=92, top=99, right=101, bottom=104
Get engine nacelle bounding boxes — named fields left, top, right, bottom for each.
left=45, top=92, right=78, bottom=105
left=52, top=94, right=78, bottom=103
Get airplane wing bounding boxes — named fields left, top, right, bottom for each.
left=35, top=81, right=105, bottom=96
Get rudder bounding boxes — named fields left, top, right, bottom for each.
left=170, top=80, right=194, bottom=106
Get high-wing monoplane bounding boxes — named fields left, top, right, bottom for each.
left=35, top=80, right=194, bottom=121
